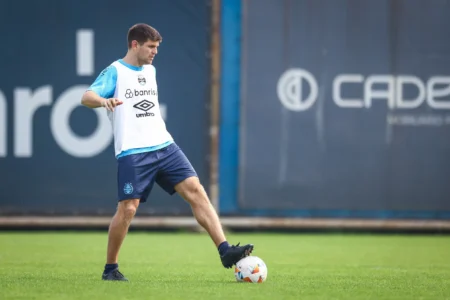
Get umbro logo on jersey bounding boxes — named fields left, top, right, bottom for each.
left=134, top=100, right=155, bottom=118
left=138, top=75, right=146, bottom=86
left=133, top=100, right=154, bottom=112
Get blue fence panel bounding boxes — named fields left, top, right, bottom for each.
left=220, top=0, right=450, bottom=219
left=0, top=0, right=210, bottom=216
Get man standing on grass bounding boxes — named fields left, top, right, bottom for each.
left=81, top=23, right=253, bottom=281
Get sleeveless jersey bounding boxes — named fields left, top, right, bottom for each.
left=102, top=61, right=173, bottom=157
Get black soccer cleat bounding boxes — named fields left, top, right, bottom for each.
left=102, top=269, right=128, bottom=281
left=220, top=242, right=254, bottom=269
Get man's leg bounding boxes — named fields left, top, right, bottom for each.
left=107, top=199, right=140, bottom=263
left=175, top=177, right=225, bottom=247
left=174, top=176, right=253, bottom=268
left=102, top=199, right=140, bottom=281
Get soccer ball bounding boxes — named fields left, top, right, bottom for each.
left=234, top=256, right=268, bottom=283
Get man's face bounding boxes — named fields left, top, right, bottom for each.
left=136, top=40, right=159, bottom=65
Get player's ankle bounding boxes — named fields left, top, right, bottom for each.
left=104, top=263, right=119, bottom=273
left=218, top=241, right=230, bottom=256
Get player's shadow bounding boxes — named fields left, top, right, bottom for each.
left=136, top=279, right=249, bottom=284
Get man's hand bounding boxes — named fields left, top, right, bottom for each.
left=102, top=98, right=123, bottom=112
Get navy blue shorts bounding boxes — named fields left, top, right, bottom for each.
left=117, top=142, right=197, bottom=202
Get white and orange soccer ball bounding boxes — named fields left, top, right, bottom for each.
left=234, top=256, right=268, bottom=283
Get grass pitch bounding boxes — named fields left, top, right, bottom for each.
left=0, top=232, right=449, bottom=299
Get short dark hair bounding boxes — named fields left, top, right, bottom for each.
left=127, top=23, right=162, bottom=48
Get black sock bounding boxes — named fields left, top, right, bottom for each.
left=218, top=241, right=230, bottom=256
left=104, top=263, right=118, bottom=273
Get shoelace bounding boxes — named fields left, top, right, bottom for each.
left=231, top=242, right=241, bottom=249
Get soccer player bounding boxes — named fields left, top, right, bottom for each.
left=81, top=23, right=253, bottom=281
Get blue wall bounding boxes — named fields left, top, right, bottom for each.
left=0, top=0, right=210, bottom=216
left=1, top=0, right=449, bottom=219
left=219, top=0, right=450, bottom=219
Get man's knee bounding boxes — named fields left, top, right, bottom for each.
left=176, top=177, right=209, bottom=205
left=117, top=199, right=139, bottom=220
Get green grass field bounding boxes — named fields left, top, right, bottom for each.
left=0, top=232, right=449, bottom=299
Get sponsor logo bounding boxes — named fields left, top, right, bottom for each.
left=124, top=89, right=157, bottom=99
left=133, top=100, right=155, bottom=118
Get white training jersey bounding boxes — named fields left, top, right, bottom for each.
left=88, top=59, right=173, bottom=158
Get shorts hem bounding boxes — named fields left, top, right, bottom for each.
left=167, top=173, right=198, bottom=195
left=118, top=195, right=146, bottom=202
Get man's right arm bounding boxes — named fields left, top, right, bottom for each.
left=81, top=90, right=108, bottom=108
left=81, top=65, right=123, bottom=111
